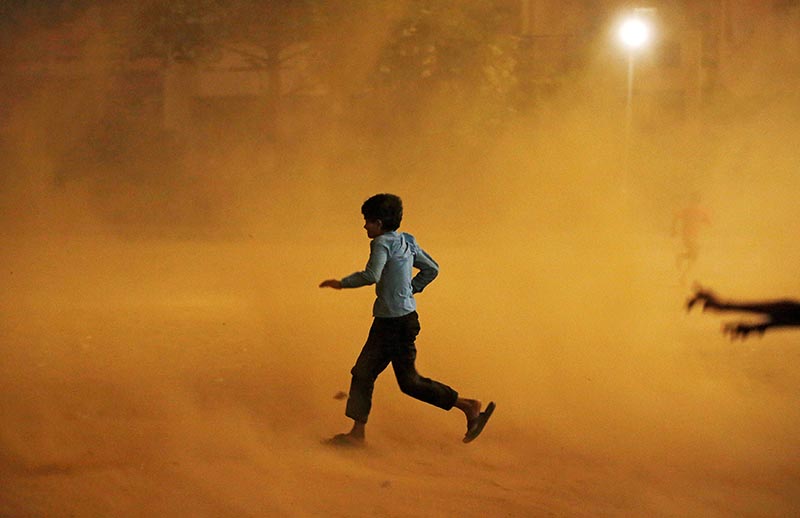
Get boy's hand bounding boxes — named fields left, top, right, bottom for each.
left=319, top=279, right=343, bottom=290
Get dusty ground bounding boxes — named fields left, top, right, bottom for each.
left=2, top=220, right=799, bottom=518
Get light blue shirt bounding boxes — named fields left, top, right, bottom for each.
left=340, top=231, right=439, bottom=318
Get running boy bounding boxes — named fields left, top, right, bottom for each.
left=319, top=193, right=494, bottom=446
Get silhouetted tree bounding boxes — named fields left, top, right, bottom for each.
left=364, top=0, right=521, bottom=134
left=133, top=0, right=523, bottom=141
left=134, top=0, right=325, bottom=139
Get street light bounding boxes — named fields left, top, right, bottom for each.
left=619, top=15, right=652, bottom=121
left=619, top=17, right=651, bottom=51
left=617, top=12, right=653, bottom=191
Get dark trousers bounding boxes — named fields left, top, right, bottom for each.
left=346, top=311, right=459, bottom=423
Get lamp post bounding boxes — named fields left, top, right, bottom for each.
left=617, top=14, right=652, bottom=191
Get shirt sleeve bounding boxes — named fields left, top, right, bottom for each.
left=411, top=244, right=439, bottom=294
left=340, top=238, right=389, bottom=288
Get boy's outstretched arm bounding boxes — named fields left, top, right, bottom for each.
left=319, top=240, right=389, bottom=291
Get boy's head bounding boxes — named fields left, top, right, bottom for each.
left=361, top=193, right=403, bottom=232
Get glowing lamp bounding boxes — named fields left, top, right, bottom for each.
left=618, top=17, right=651, bottom=50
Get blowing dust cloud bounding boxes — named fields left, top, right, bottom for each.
left=2, top=2, right=800, bottom=517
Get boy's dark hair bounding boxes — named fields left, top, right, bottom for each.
left=361, top=193, right=403, bottom=231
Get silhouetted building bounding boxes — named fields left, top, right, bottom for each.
left=2, top=1, right=798, bottom=139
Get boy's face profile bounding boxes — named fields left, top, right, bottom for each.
left=363, top=218, right=384, bottom=239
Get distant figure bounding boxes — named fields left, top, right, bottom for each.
left=687, top=284, right=800, bottom=339
left=319, top=193, right=495, bottom=447
left=672, top=193, right=711, bottom=283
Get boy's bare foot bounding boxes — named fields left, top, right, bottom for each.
left=324, top=432, right=365, bottom=448
left=324, top=420, right=366, bottom=447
